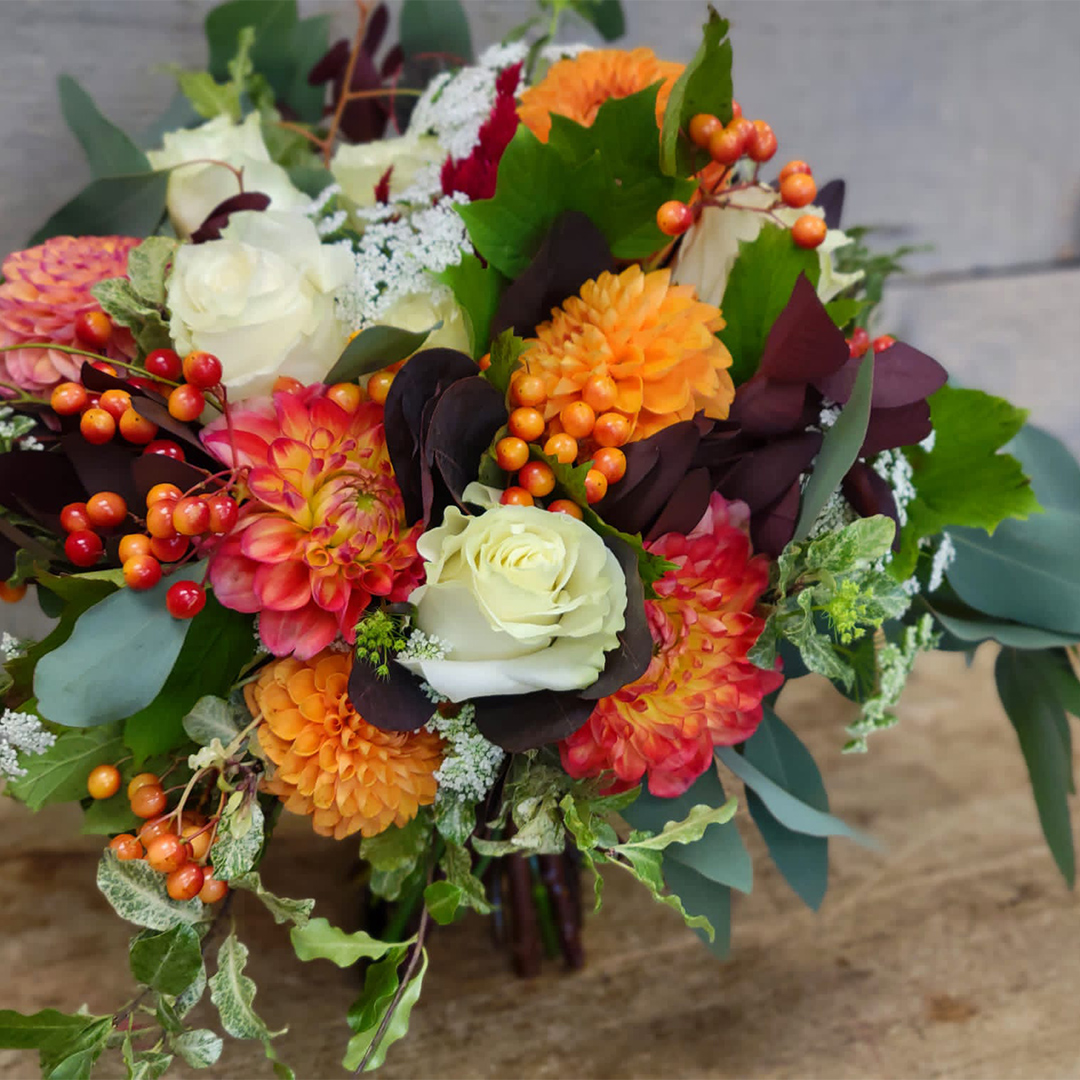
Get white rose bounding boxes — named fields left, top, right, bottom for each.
left=671, top=185, right=864, bottom=306
left=331, top=133, right=445, bottom=208
left=167, top=210, right=354, bottom=397
left=376, top=287, right=471, bottom=355
left=397, top=505, right=628, bottom=702
left=148, top=113, right=308, bottom=239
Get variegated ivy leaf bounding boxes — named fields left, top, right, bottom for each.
left=122, top=1043, right=173, bottom=1080
left=211, top=799, right=264, bottom=881
left=613, top=845, right=716, bottom=942
left=182, top=695, right=243, bottom=749
left=126, top=236, right=177, bottom=306
left=440, top=842, right=492, bottom=915
left=128, top=924, right=204, bottom=997
left=208, top=931, right=284, bottom=1042
left=169, top=1028, right=223, bottom=1069
left=97, top=851, right=205, bottom=931
left=230, top=871, right=314, bottom=927
left=613, top=799, right=738, bottom=853
left=172, top=964, right=207, bottom=1019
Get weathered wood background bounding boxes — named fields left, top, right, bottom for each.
left=0, top=2, right=1078, bottom=1077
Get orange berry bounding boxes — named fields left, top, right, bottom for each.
left=146, top=833, right=190, bottom=874
left=146, top=502, right=178, bottom=539
left=548, top=499, right=583, bottom=520
left=779, top=159, right=812, bottom=182
left=167, top=384, right=205, bottom=423
left=172, top=496, right=210, bottom=537
left=508, top=407, right=545, bottom=442
left=123, top=554, right=162, bottom=591
left=87, top=763, right=121, bottom=800
left=198, top=875, right=229, bottom=904
left=50, top=381, right=88, bottom=416
left=74, top=310, right=112, bottom=348
left=166, top=864, right=204, bottom=901
left=518, top=460, right=555, bottom=498
left=0, top=581, right=27, bottom=603
left=779, top=172, right=816, bottom=208
left=873, top=335, right=897, bottom=353
left=582, top=374, right=618, bottom=413
left=119, top=407, right=158, bottom=445
left=477, top=353, right=491, bottom=371
left=543, top=432, right=578, bottom=464
left=746, top=120, right=778, bottom=162
left=368, top=371, right=395, bottom=405
left=146, top=483, right=182, bottom=507
left=98, top=388, right=132, bottom=422
left=181, top=823, right=211, bottom=862
left=138, top=815, right=176, bottom=846
left=560, top=401, right=596, bottom=439
left=656, top=200, right=693, bottom=237
left=150, top=534, right=189, bottom=563
left=126, top=772, right=160, bottom=801
left=273, top=376, right=305, bottom=395
left=118, top=533, right=151, bottom=562
left=708, top=124, right=745, bottom=166
left=109, top=834, right=144, bottom=861
left=80, top=407, right=116, bottom=445
left=326, top=382, right=363, bottom=412
left=85, top=491, right=127, bottom=529
left=495, top=436, right=530, bottom=472
left=90, top=361, right=117, bottom=377
left=130, top=785, right=167, bottom=819
left=593, top=446, right=627, bottom=484
left=593, top=412, right=630, bottom=448
left=689, top=113, right=722, bottom=149
left=731, top=100, right=743, bottom=119
left=792, top=215, right=828, bottom=249
left=500, top=486, right=534, bottom=507
left=511, top=373, right=547, bottom=408
left=584, top=469, right=608, bottom=504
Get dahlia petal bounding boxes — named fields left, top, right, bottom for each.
left=208, top=549, right=262, bottom=614
left=240, top=516, right=308, bottom=564
left=259, top=604, right=339, bottom=660
left=254, top=560, right=312, bottom=611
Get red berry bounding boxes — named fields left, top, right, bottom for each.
left=166, top=863, right=205, bottom=901
left=593, top=412, right=630, bottom=448
left=848, top=328, right=871, bottom=359
left=149, top=534, right=189, bottom=563
left=64, top=530, right=103, bottom=568
left=74, top=310, right=112, bottom=349
left=792, top=214, right=828, bottom=249
left=172, top=496, right=211, bottom=537
left=90, top=361, right=117, bottom=377
left=98, top=388, right=132, bottom=422
left=142, top=439, right=185, bottom=461
left=50, top=381, right=88, bottom=416
left=85, top=491, right=127, bottom=529
left=109, top=834, right=144, bottom=861
left=872, top=335, right=897, bottom=353
left=138, top=815, right=176, bottom=845
left=166, top=581, right=206, bottom=619
left=127, top=377, right=165, bottom=396
left=147, top=833, right=190, bottom=874
left=779, top=172, right=817, bottom=208
left=80, top=407, right=116, bottom=445
left=60, top=502, right=91, bottom=534
left=746, top=120, right=778, bottom=162
left=689, top=113, right=722, bottom=149
left=547, top=499, right=583, bottom=519
left=205, top=493, right=239, bottom=534
left=181, top=351, right=223, bottom=390
left=518, top=460, right=556, bottom=498
left=167, top=384, right=205, bottom=423
left=593, top=446, right=627, bottom=484
left=130, top=784, right=167, bottom=819
left=119, top=408, right=158, bottom=445
left=144, top=349, right=182, bottom=382
left=123, top=554, right=163, bottom=591
left=198, top=875, right=229, bottom=904
left=500, top=486, right=534, bottom=507
left=87, top=763, right=121, bottom=800
left=731, top=100, right=742, bottom=119
left=656, top=200, right=694, bottom=237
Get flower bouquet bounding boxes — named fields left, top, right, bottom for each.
left=2, top=1, right=1079, bottom=1076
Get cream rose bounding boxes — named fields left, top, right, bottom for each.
left=148, top=113, right=308, bottom=239
left=166, top=210, right=354, bottom=397
left=397, top=505, right=628, bottom=701
left=375, top=287, right=471, bottom=355
left=671, top=185, right=864, bottom=306
left=331, top=133, right=444, bottom=209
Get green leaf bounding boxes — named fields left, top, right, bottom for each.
left=995, top=648, right=1075, bottom=885
left=422, top=880, right=463, bottom=925
left=440, top=841, right=492, bottom=915
left=432, top=791, right=477, bottom=847
left=613, top=844, right=716, bottom=941
left=614, top=798, right=737, bottom=852
left=483, top=328, right=528, bottom=396
left=182, top=695, right=243, bottom=748
left=661, top=859, right=730, bottom=957
left=659, top=7, right=732, bottom=177
left=563, top=0, right=625, bottom=40
left=438, top=254, right=506, bottom=360
left=290, top=917, right=404, bottom=966
left=230, top=871, right=314, bottom=927
left=0, top=1010, right=110, bottom=1076
left=124, top=594, right=254, bottom=761
left=58, top=75, right=148, bottom=178
left=824, top=297, right=863, bottom=330
left=80, top=790, right=140, bottom=836
left=209, top=930, right=285, bottom=1042
left=717, top=231, right=821, bottom=386
left=170, top=1029, right=223, bottom=1070
left=344, top=948, right=408, bottom=1048
left=7, top=724, right=124, bottom=811
left=172, top=964, right=208, bottom=1019
left=324, top=324, right=440, bottom=384
left=129, top=924, right=204, bottom=997
left=342, top=950, right=428, bottom=1072
left=127, top=237, right=177, bottom=306
left=124, top=1049, right=173, bottom=1080
left=211, top=799, right=265, bottom=882
left=97, top=850, right=205, bottom=931
left=34, top=564, right=204, bottom=728
left=360, top=811, right=432, bottom=901
left=921, top=597, right=1080, bottom=650
left=400, top=0, right=473, bottom=64
left=30, top=172, right=167, bottom=247
left=794, top=351, right=875, bottom=540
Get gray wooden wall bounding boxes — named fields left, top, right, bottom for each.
left=0, top=0, right=1077, bottom=638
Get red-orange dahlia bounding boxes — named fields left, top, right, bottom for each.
left=518, top=48, right=683, bottom=142
left=203, top=387, right=424, bottom=659
left=0, top=235, right=139, bottom=392
left=248, top=650, right=444, bottom=839
left=561, top=493, right=783, bottom=797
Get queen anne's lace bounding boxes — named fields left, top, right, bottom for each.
left=0, top=708, right=55, bottom=781
left=426, top=703, right=505, bottom=803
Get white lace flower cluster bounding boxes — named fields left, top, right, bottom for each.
left=1, top=632, right=24, bottom=662
left=0, top=404, right=41, bottom=451
left=425, top=702, right=506, bottom=804
left=0, top=708, right=55, bottom=781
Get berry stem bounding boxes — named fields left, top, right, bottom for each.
left=323, top=0, right=374, bottom=167
left=0, top=379, right=48, bottom=405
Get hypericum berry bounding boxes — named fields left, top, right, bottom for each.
left=326, top=382, right=363, bottom=412
left=496, top=436, right=530, bottom=472
left=510, top=373, right=547, bottom=408
left=60, top=502, right=91, bottom=534
left=181, top=351, right=223, bottom=389
left=149, top=534, right=189, bottom=563
left=123, top=554, right=163, bottom=591
left=731, top=100, right=743, bottom=119
left=708, top=124, right=746, bottom=166
left=128, top=377, right=165, bottom=396
left=64, top=530, right=103, bottom=568
left=87, top=763, right=121, bottom=800
left=0, top=581, right=27, bottom=603
left=847, top=327, right=871, bottom=359
left=593, top=446, right=627, bottom=484
left=146, top=483, right=182, bottom=507
left=593, top=412, right=630, bottom=448
left=508, top=407, right=545, bottom=442
left=779, top=172, right=817, bottom=208
left=85, top=491, right=127, bottom=529
left=126, top=772, right=160, bottom=801
left=500, top=486, right=534, bottom=507
left=584, top=468, right=608, bottom=504
left=146, top=502, right=178, bottom=539
left=560, top=401, right=596, bottom=439
left=689, top=112, right=722, bottom=149
left=166, top=863, right=205, bottom=901
left=144, top=348, right=182, bottom=382
left=74, top=310, right=112, bottom=349
left=50, top=381, right=88, bottom=416
left=166, top=580, right=206, bottom=619
left=130, top=784, right=167, bottom=819
left=118, top=532, right=150, bottom=562
left=142, top=439, right=185, bottom=461
left=119, top=408, right=158, bottom=445
left=779, top=159, right=812, bottom=182
left=108, top=834, right=144, bottom=861
left=205, top=493, right=239, bottom=534
left=582, top=374, right=618, bottom=413
left=172, top=496, right=210, bottom=537
left=872, top=335, right=897, bottom=353
left=477, top=353, right=491, bottom=372
left=367, top=370, right=395, bottom=406
left=137, top=815, right=176, bottom=846
left=792, top=215, right=828, bottom=249
left=273, top=375, right=305, bottom=395
left=656, top=200, right=694, bottom=237
left=746, top=120, right=778, bottom=162
left=543, top=432, right=578, bottom=464
left=726, top=116, right=753, bottom=151
left=98, top=388, right=132, bottom=422
left=90, top=361, right=117, bottom=377
left=80, top=407, right=116, bottom=445
left=547, top=499, right=584, bottom=519
left=181, top=823, right=212, bottom=862
left=147, top=833, right=190, bottom=874
left=167, top=384, right=205, bottom=423
left=518, top=460, right=556, bottom=498
left=198, top=875, right=229, bottom=904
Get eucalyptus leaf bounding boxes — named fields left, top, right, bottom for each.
left=57, top=75, right=148, bottom=178
left=30, top=172, right=167, bottom=246
left=400, top=0, right=473, bottom=63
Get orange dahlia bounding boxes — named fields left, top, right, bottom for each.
left=521, top=265, right=734, bottom=447
left=0, top=235, right=139, bottom=393
left=518, top=48, right=683, bottom=142
left=561, top=494, right=783, bottom=798
left=248, top=650, right=444, bottom=840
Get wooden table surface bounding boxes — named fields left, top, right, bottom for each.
left=2, top=646, right=1077, bottom=1080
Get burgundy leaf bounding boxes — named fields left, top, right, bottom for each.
left=341, top=51, right=389, bottom=143
left=362, top=3, right=389, bottom=56
left=472, top=689, right=595, bottom=753
left=191, top=192, right=272, bottom=244
left=751, top=482, right=802, bottom=558
left=380, top=44, right=404, bottom=81
left=758, top=273, right=849, bottom=383
left=308, top=38, right=349, bottom=86
left=0, top=449, right=86, bottom=532
left=861, top=400, right=932, bottom=456
left=644, top=467, right=714, bottom=542
left=131, top=454, right=216, bottom=507
left=815, top=179, right=846, bottom=230
left=717, top=431, right=821, bottom=512
left=59, top=432, right=140, bottom=509
left=728, top=376, right=809, bottom=436
left=348, top=651, right=434, bottom=732
left=870, top=342, right=947, bottom=408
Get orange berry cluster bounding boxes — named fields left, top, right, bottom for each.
left=51, top=365, right=162, bottom=447
left=493, top=369, right=629, bottom=511
left=89, top=765, right=229, bottom=904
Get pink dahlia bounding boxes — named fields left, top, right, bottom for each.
left=0, top=235, right=139, bottom=392
left=203, top=388, right=425, bottom=659
left=561, top=493, right=783, bottom=798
